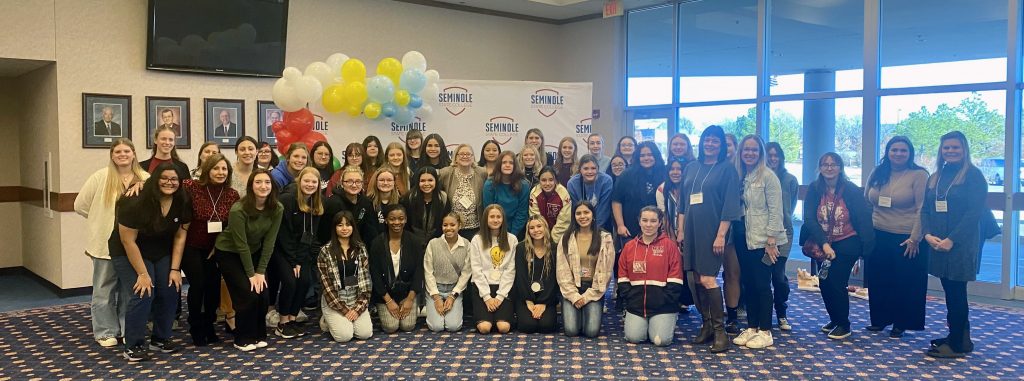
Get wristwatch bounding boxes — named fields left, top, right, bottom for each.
left=451, top=292, right=460, bottom=298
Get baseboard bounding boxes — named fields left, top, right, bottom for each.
left=0, top=266, right=92, bottom=298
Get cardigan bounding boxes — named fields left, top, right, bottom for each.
left=799, top=179, right=874, bottom=258
left=555, top=231, right=614, bottom=304
left=528, top=184, right=572, bottom=244
left=438, top=166, right=487, bottom=228
left=74, top=168, right=149, bottom=260
left=921, top=163, right=987, bottom=282
left=367, top=233, right=425, bottom=304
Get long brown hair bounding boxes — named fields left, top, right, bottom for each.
left=241, top=169, right=279, bottom=215
left=151, top=125, right=182, bottom=162
left=490, top=151, right=525, bottom=193
left=524, top=215, right=554, bottom=280
left=478, top=204, right=511, bottom=253
left=330, top=210, right=363, bottom=261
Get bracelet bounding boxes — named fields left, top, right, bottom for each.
left=170, top=268, right=181, bottom=272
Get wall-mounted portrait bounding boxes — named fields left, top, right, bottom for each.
left=82, top=93, right=131, bottom=148
left=257, top=100, right=280, bottom=147
left=146, top=96, right=190, bottom=149
left=204, top=98, right=245, bottom=148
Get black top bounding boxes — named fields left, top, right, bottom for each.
left=108, top=194, right=192, bottom=261
left=612, top=165, right=665, bottom=235
left=322, top=191, right=380, bottom=246
left=368, top=233, right=425, bottom=303
left=275, top=191, right=324, bottom=267
left=400, top=193, right=451, bottom=246
left=513, top=242, right=559, bottom=306
left=921, top=163, right=987, bottom=282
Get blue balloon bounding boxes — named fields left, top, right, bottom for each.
left=382, top=102, right=397, bottom=118
left=408, top=94, right=423, bottom=109
left=399, top=69, right=427, bottom=93
left=393, top=106, right=414, bottom=125
left=367, top=75, right=395, bottom=103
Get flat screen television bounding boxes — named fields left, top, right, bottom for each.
left=146, top=0, right=289, bottom=77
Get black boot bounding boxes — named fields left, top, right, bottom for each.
left=707, top=287, right=731, bottom=353
left=691, top=284, right=713, bottom=345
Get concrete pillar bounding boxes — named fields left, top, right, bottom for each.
left=802, top=69, right=836, bottom=183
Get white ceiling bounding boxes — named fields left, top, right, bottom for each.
left=430, top=0, right=667, bottom=22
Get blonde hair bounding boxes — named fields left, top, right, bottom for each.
left=104, top=138, right=147, bottom=206
left=518, top=145, right=541, bottom=170
left=524, top=215, right=553, bottom=279
left=451, top=144, right=476, bottom=168
left=295, top=166, right=324, bottom=215
left=368, top=168, right=400, bottom=207
left=735, top=135, right=772, bottom=185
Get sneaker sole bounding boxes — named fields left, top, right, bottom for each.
left=827, top=332, right=851, bottom=340
left=123, top=353, right=147, bottom=362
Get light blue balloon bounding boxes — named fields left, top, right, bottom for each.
left=408, top=94, right=423, bottom=109
left=393, top=106, right=414, bottom=125
left=382, top=102, right=397, bottom=118
left=367, top=75, right=395, bottom=103
left=399, top=69, right=427, bottom=93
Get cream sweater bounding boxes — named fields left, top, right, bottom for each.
left=74, top=168, right=149, bottom=260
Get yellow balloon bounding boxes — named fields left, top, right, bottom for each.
left=341, top=59, right=366, bottom=83
left=321, top=84, right=347, bottom=113
left=394, top=90, right=411, bottom=107
left=376, top=57, right=403, bottom=85
left=364, top=102, right=382, bottom=119
left=343, top=82, right=369, bottom=107
left=347, top=105, right=361, bottom=117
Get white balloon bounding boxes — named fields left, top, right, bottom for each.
left=419, top=104, right=433, bottom=117
left=326, top=53, right=349, bottom=73
left=424, top=83, right=440, bottom=105
left=272, top=78, right=305, bottom=112
left=401, top=51, right=427, bottom=72
left=425, top=69, right=440, bottom=86
left=304, top=61, right=334, bottom=87
left=282, top=66, right=302, bottom=80
left=294, top=75, right=324, bottom=104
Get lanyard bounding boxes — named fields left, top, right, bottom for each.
left=206, top=186, right=225, bottom=222
left=689, top=162, right=717, bottom=198
left=823, top=186, right=842, bottom=242
left=934, top=166, right=957, bottom=200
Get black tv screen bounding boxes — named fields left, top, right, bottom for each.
left=147, top=0, right=289, bottom=77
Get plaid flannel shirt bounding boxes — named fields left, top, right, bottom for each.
left=317, top=242, right=371, bottom=316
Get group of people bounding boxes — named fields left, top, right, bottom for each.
left=75, top=123, right=987, bottom=362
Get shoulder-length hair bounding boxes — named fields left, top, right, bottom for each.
left=451, top=143, right=476, bottom=168
left=197, top=153, right=233, bottom=187
left=490, top=150, right=525, bottom=193
left=411, top=166, right=443, bottom=202
left=330, top=210, right=364, bottom=261
left=813, top=152, right=850, bottom=193
left=103, top=138, right=147, bottom=206
left=421, top=133, right=451, bottom=168
left=736, top=135, right=771, bottom=184
left=405, top=129, right=423, bottom=158
left=523, top=215, right=554, bottom=279
left=258, top=141, right=279, bottom=168
left=606, top=154, right=627, bottom=180
left=697, top=125, right=728, bottom=164
left=764, top=142, right=789, bottom=177
left=930, top=130, right=975, bottom=187
left=367, top=168, right=400, bottom=207
left=362, top=135, right=386, bottom=170
left=241, top=168, right=280, bottom=215
left=150, top=125, right=182, bottom=162
left=311, top=141, right=335, bottom=171
left=343, top=142, right=364, bottom=167
left=295, top=166, right=324, bottom=215
left=284, top=142, right=310, bottom=172
left=561, top=200, right=602, bottom=256
left=869, top=135, right=925, bottom=190
left=667, top=133, right=696, bottom=164
left=477, top=203, right=511, bottom=253
left=195, top=141, right=220, bottom=169
left=615, top=136, right=637, bottom=161
left=477, top=139, right=502, bottom=167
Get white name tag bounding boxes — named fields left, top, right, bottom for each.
left=690, top=192, right=704, bottom=205
left=207, top=221, right=223, bottom=233
left=935, top=200, right=948, bottom=213
left=459, top=197, right=473, bottom=209
left=878, top=196, right=892, bottom=208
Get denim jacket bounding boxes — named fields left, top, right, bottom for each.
left=740, top=169, right=788, bottom=249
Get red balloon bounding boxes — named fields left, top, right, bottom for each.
left=283, top=108, right=315, bottom=137
left=299, top=131, right=327, bottom=150
left=275, top=130, right=297, bottom=156
left=271, top=121, right=287, bottom=135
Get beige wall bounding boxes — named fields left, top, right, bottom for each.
left=0, top=0, right=56, bottom=61
left=3, top=0, right=627, bottom=288
left=0, top=77, right=24, bottom=268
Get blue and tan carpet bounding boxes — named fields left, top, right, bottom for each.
left=0, top=288, right=1022, bottom=380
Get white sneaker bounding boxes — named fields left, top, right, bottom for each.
left=778, top=317, right=792, bottom=331
left=266, top=310, right=281, bottom=328
left=255, top=341, right=268, bottom=348
left=96, top=337, right=119, bottom=347
left=295, top=310, right=309, bottom=323
left=234, top=343, right=258, bottom=352
left=746, top=330, right=774, bottom=349
left=733, top=328, right=757, bottom=346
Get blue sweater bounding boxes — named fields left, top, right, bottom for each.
left=566, top=172, right=614, bottom=231
left=270, top=165, right=294, bottom=190
left=482, top=179, right=531, bottom=237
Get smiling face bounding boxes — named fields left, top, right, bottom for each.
left=639, top=210, right=661, bottom=238
left=257, top=145, right=273, bottom=166
left=702, top=136, right=721, bottom=161
left=574, top=204, right=593, bottom=229
left=313, top=146, right=332, bottom=167
left=387, top=147, right=404, bottom=167
left=619, top=139, right=635, bottom=157
left=740, top=139, right=760, bottom=168
left=200, top=144, right=220, bottom=164
left=526, top=132, right=543, bottom=148
left=236, top=141, right=256, bottom=166
left=156, top=130, right=176, bottom=155
left=587, top=135, right=603, bottom=155
left=336, top=217, right=354, bottom=239
left=252, top=173, right=273, bottom=198
left=580, top=161, right=598, bottom=183
left=219, top=110, right=231, bottom=125
left=560, top=140, right=575, bottom=160
left=455, top=146, right=474, bottom=167
left=157, top=169, right=180, bottom=196
left=527, top=218, right=547, bottom=241
left=365, top=141, right=379, bottom=158
left=387, top=209, right=407, bottom=234
left=425, top=138, right=441, bottom=159
left=766, top=146, right=781, bottom=170
left=522, top=150, right=537, bottom=168
left=342, top=171, right=363, bottom=196
left=407, top=137, right=422, bottom=151
left=670, top=136, right=688, bottom=158
left=610, top=157, right=626, bottom=176
left=638, top=147, right=655, bottom=169
left=539, top=171, right=556, bottom=193
left=419, top=172, right=436, bottom=194
left=940, top=138, right=964, bottom=164
left=486, top=208, right=504, bottom=231
left=441, top=215, right=460, bottom=239
left=668, top=161, right=683, bottom=184
left=376, top=171, right=395, bottom=193
left=288, top=148, right=308, bottom=172
left=483, top=143, right=500, bottom=163
left=102, top=108, right=114, bottom=123
left=819, top=155, right=840, bottom=181
left=887, top=141, right=910, bottom=168
left=299, top=171, right=319, bottom=196
left=208, top=159, right=229, bottom=185
left=111, top=143, right=135, bottom=167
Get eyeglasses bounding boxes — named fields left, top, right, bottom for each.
left=343, top=180, right=361, bottom=185
left=159, top=177, right=179, bottom=183
left=820, top=163, right=839, bottom=169
left=611, top=163, right=626, bottom=168
left=457, top=152, right=473, bottom=157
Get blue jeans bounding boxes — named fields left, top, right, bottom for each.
left=112, top=255, right=178, bottom=348
left=425, top=283, right=464, bottom=332
left=91, top=257, right=127, bottom=340
left=624, top=312, right=677, bottom=346
left=562, top=298, right=603, bottom=338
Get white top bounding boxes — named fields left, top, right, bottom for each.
left=469, top=233, right=518, bottom=302
left=74, top=168, right=149, bottom=260
left=390, top=248, right=402, bottom=277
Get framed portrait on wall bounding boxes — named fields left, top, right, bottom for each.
left=257, top=100, right=280, bottom=147
left=82, top=93, right=131, bottom=148
left=204, top=98, right=245, bottom=148
left=146, top=96, right=190, bottom=149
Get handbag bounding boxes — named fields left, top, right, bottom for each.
left=801, top=186, right=842, bottom=262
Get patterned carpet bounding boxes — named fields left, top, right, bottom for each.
left=1, top=287, right=1022, bottom=380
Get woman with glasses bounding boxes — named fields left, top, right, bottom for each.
left=606, top=154, right=628, bottom=183
left=864, top=136, right=929, bottom=339
left=256, top=142, right=279, bottom=170
left=615, top=136, right=637, bottom=167
left=439, top=144, right=487, bottom=239
left=800, top=152, right=874, bottom=341
left=920, top=131, right=986, bottom=358
left=323, top=167, right=380, bottom=248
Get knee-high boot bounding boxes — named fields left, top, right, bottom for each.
left=691, top=281, right=713, bottom=345
left=707, top=286, right=731, bottom=353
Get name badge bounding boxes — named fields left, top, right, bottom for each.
left=690, top=192, right=704, bottom=205
left=878, top=196, right=892, bottom=208
left=207, top=221, right=223, bottom=233
left=459, top=196, right=473, bottom=209
left=581, top=267, right=591, bottom=278
left=935, top=200, right=948, bottom=213
left=632, top=261, right=647, bottom=274
left=531, top=282, right=542, bottom=293
left=489, top=269, right=501, bottom=281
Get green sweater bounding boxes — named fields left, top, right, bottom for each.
left=215, top=201, right=284, bottom=277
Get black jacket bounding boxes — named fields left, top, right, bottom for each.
left=513, top=242, right=560, bottom=306
left=322, top=191, right=380, bottom=246
left=368, top=233, right=425, bottom=304
left=400, top=192, right=450, bottom=246
left=274, top=191, right=323, bottom=266
left=799, top=179, right=874, bottom=258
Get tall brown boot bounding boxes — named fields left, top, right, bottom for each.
left=691, top=283, right=713, bottom=345
left=707, top=287, right=731, bottom=353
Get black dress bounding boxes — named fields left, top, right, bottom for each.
left=678, top=161, right=742, bottom=275
left=513, top=242, right=559, bottom=333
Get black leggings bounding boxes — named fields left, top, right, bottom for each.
left=940, top=278, right=972, bottom=352
left=216, top=249, right=269, bottom=346
left=181, top=246, right=221, bottom=339
left=267, top=252, right=312, bottom=317
left=515, top=301, right=558, bottom=333
left=819, top=237, right=861, bottom=329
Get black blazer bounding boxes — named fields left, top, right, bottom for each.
left=94, top=120, right=121, bottom=136
left=368, top=233, right=425, bottom=304
left=399, top=192, right=450, bottom=246
left=215, top=123, right=237, bottom=138
left=799, top=179, right=874, bottom=258
left=139, top=157, right=190, bottom=182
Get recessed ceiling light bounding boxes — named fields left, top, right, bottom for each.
left=528, top=0, right=589, bottom=5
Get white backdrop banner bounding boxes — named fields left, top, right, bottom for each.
left=309, top=79, right=593, bottom=153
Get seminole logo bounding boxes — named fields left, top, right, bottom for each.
left=483, top=116, right=519, bottom=145
left=531, top=88, right=565, bottom=118
left=314, top=113, right=328, bottom=131
left=438, top=86, right=473, bottom=116
left=391, top=117, right=427, bottom=137
left=575, top=117, right=592, bottom=135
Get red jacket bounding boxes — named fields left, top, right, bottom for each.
left=617, top=232, right=684, bottom=317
